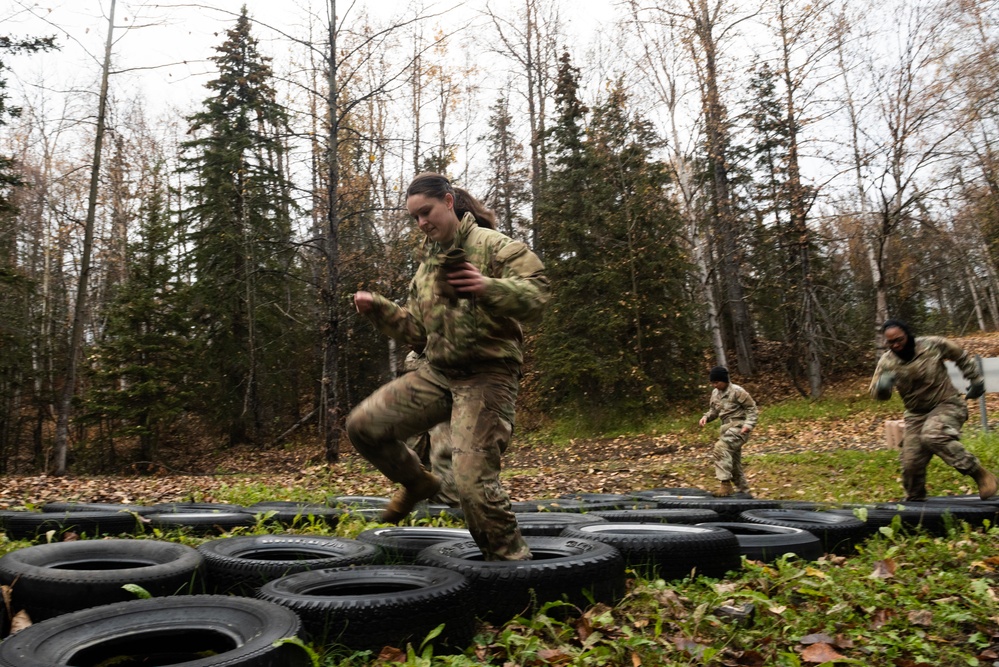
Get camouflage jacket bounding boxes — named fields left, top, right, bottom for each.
left=868, top=336, right=982, bottom=414
left=702, top=383, right=758, bottom=430
left=362, top=213, right=550, bottom=370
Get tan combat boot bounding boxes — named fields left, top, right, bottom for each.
left=971, top=466, right=998, bottom=500
left=714, top=480, right=734, bottom=497
left=381, top=470, right=442, bottom=523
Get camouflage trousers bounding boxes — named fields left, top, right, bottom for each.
left=406, top=423, right=460, bottom=506
left=346, top=362, right=530, bottom=561
left=713, top=422, right=751, bottom=492
left=901, top=398, right=981, bottom=500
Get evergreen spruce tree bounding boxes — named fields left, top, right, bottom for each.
left=181, top=7, right=301, bottom=445
left=745, top=62, right=840, bottom=393
left=81, top=164, right=191, bottom=468
left=746, top=62, right=794, bottom=344
left=484, top=93, right=531, bottom=241
left=0, top=35, right=56, bottom=466
left=537, top=58, right=699, bottom=418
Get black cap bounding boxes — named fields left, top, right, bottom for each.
left=709, top=366, right=729, bottom=383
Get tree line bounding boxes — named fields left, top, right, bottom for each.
left=0, top=0, right=997, bottom=475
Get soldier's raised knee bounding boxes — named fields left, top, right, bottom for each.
left=345, top=408, right=371, bottom=445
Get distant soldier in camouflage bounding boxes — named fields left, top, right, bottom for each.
left=870, top=319, right=997, bottom=501
left=698, top=366, right=758, bottom=497
left=348, top=172, right=549, bottom=561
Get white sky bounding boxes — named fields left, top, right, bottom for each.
left=1, top=0, right=620, bottom=120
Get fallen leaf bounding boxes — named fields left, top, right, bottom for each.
left=870, top=608, right=892, bottom=628
left=9, top=610, right=31, bottom=635
left=870, top=558, right=896, bottom=578
left=673, top=636, right=707, bottom=658
left=537, top=648, right=572, bottom=664
left=907, top=610, right=933, bottom=626
left=800, top=642, right=845, bottom=663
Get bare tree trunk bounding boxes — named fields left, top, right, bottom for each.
left=411, top=34, right=422, bottom=174
left=965, top=264, right=987, bottom=332
left=693, top=0, right=754, bottom=375
left=486, top=0, right=559, bottom=255
left=834, top=11, right=888, bottom=342
left=52, top=0, right=116, bottom=475
left=627, top=0, right=726, bottom=366
left=776, top=0, right=822, bottom=398
left=319, top=0, right=344, bottom=463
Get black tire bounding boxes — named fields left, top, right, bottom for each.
left=830, top=504, right=973, bottom=536
left=245, top=502, right=344, bottom=527
left=775, top=500, right=836, bottom=511
left=257, top=564, right=476, bottom=652
left=696, top=522, right=823, bottom=562
left=150, top=502, right=247, bottom=514
left=0, top=539, right=203, bottom=621
left=739, top=509, right=867, bottom=554
left=356, top=527, right=473, bottom=563
left=510, top=498, right=589, bottom=513
left=144, top=511, right=257, bottom=535
left=327, top=495, right=390, bottom=508
left=871, top=502, right=998, bottom=534
left=652, top=497, right=781, bottom=520
left=559, top=523, right=741, bottom=580
left=0, top=595, right=310, bottom=667
left=338, top=507, right=388, bottom=522
left=587, top=508, right=721, bottom=524
left=825, top=507, right=897, bottom=534
left=919, top=497, right=999, bottom=524
left=631, top=487, right=712, bottom=499
left=41, top=502, right=155, bottom=515
left=3, top=511, right=141, bottom=541
left=924, top=494, right=999, bottom=506
left=414, top=536, right=626, bottom=624
left=423, top=503, right=465, bottom=522
left=559, top=493, right=641, bottom=503
left=197, top=534, right=383, bottom=596
left=514, top=512, right=608, bottom=537
left=577, top=500, right=660, bottom=511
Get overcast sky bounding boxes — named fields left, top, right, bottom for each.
left=1, top=0, right=619, bottom=120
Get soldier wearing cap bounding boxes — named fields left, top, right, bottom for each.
left=698, top=366, right=758, bottom=497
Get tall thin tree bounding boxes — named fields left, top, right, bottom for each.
left=52, top=0, right=115, bottom=475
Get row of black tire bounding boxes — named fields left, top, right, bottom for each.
left=0, top=490, right=996, bottom=665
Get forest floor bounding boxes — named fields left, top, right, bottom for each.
left=5, top=333, right=999, bottom=510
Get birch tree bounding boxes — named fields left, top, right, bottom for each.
left=631, top=0, right=757, bottom=375
left=485, top=0, right=564, bottom=254
left=52, top=0, right=116, bottom=475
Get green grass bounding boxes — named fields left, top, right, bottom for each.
left=527, top=389, right=905, bottom=446
left=308, top=519, right=999, bottom=667
left=3, top=390, right=998, bottom=665
left=1, top=486, right=995, bottom=666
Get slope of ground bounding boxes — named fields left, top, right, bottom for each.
left=3, top=333, right=999, bottom=508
